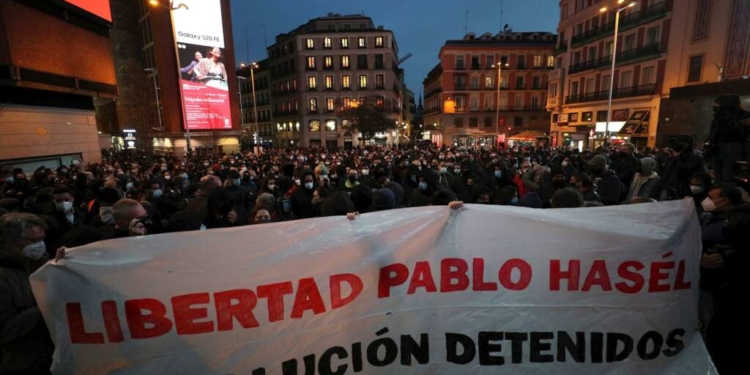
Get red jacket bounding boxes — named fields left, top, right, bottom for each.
left=513, top=174, right=528, bottom=197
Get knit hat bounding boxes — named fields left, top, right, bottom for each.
left=586, top=155, right=608, bottom=170
left=372, top=188, right=396, bottom=210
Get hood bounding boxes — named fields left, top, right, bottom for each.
left=715, top=94, right=741, bottom=110
left=639, top=157, right=656, bottom=176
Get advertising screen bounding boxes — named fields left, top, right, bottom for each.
left=172, top=0, right=232, bottom=131
left=63, top=0, right=112, bottom=22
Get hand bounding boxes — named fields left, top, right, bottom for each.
left=701, top=253, right=724, bottom=269
left=129, top=218, right=147, bottom=236
left=54, top=247, right=67, bottom=263
left=346, top=212, right=359, bottom=221
left=448, top=201, right=464, bottom=210
left=227, top=209, right=238, bottom=223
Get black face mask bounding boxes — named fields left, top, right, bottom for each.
left=553, top=180, right=566, bottom=189
left=243, top=176, right=251, bottom=182
left=348, top=175, right=357, bottom=183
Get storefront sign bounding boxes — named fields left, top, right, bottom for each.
left=612, top=109, right=630, bottom=122
left=557, top=114, right=569, bottom=125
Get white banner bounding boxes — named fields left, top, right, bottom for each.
left=31, top=200, right=717, bottom=374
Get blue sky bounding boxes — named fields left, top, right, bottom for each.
left=230, top=0, right=559, bottom=97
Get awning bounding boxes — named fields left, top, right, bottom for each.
left=618, top=110, right=650, bottom=136
left=507, top=130, right=547, bottom=141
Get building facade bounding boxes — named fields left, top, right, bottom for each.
left=238, top=59, right=273, bottom=147
left=424, top=32, right=556, bottom=148
left=268, top=14, right=404, bottom=149
left=0, top=0, right=117, bottom=168
left=548, top=0, right=673, bottom=150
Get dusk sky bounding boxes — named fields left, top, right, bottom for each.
left=230, top=0, right=559, bottom=97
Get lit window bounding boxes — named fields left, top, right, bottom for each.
left=306, top=38, right=315, bottom=49
left=306, top=56, right=316, bottom=69
left=324, top=56, right=333, bottom=69
left=341, top=38, right=349, bottom=48
left=376, top=96, right=384, bottom=108
left=534, top=55, right=542, bottom=67
left=342, top=75, right=351, bottom=89
left=343, top=97, right=352, bottom=108
left=325, top=75, right=333, bottom=89
left=307, top=76, right=317, bottom=90
left=358, top=37, right=366, bottom=48
left=375, top=36, right=384, bottom=47
left=309, top=120, right=321, bottom=132
left=341, top=55, right=350, bottom=68
left=376, top=74, right=384, bottom=89
left=326, top=120, right=336, bottom=131
left=324, top=37, right=332, bottom=49
left=308, top=98, right=318, bottom=112
left=326, top=98, right=335, bottom=112
left=547, top=56, right=555, bottom=67
left=359, top=75, right=367, bottom=89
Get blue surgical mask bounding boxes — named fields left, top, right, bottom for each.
left=411, top=175, right=417, bottom=183
left=419, top=181, right=428, bottom=190
left=494, top=170, right=502, bottom=178
left=5, top=177, right=14, bottom=183
left=510, top=197, right=519, bottom=205
left=152, top=189, right=163, bottom=198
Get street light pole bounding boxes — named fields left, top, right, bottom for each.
left=492, top=62, right=508, bottom=143
left=237, top=76, right=246, bottom=124
left=144, top=68, right=163, bottom=130
left=250, top=63, right=259, bottom=135
left=602, top=0, right=636, bottom=148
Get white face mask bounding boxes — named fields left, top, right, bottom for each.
left=56, top=201, right=73, bottom=213
left=295, top=179, right=301, bottom=186
left=22, top=241, right=46, bottom=260
left=562, top=161, right=569, bottom=167
left=305, top=182, right=314, bottom=190
left=440, top=167, right=447, bottom=174
left=701, top=197, right=716, bottom=212
left=690, top=186, right=704, bottom=195
left=361, top=169, right=369, bottom=176
left=126, top=182, right=134, bottom=191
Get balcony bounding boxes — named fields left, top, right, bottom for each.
left=425, top=87, right=442, bottom=98
left=359, top=86, right=368, bottom=90
left=469, top=85, right=481, bottom=91
left=454, top=83, right=467, bottom=90
left=568, top=59, right=600, bottom=74
left=324, top=86, right=334, bottom=91
left=471, top=64, right=482, bottom=70
left=424, top=107, right=443, bottom=115
left=517, top=63, right=527, bottom=69
left=273, top=109, right=299, bottom=117
left=571, top=2, right=669, bottom=47
left=565, top=84, right=656, bottom=104
left=323, top=66, right=334, bottom=71
left=375, top=63, right=385, bottom=69
left=484, top=105, right=547, bottom=112
left=456, top=64, right=466, bottom=71
left=308, top=109, right=319, bottom=114
left=554, top=41, right=568, bottom=55
left=341, top=86, right=351, bottom=91
left=516, top=84, right=526, bottom=90
left=569, top=43, right=663, bottom=75
left=531, top=84, right=548, bottom=90
left=325, top=108, right=335, bottom=113
left=375, top=85, right=386, bottom=90
left=358, top=65, right=368, bottom=70
left=306, top=86, right=317, bottom=91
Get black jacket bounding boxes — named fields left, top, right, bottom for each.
left=595, top=170, right=622, bottom=206
left=661, top=150, right=706, bottom=200
left=290, top=186, right=315, bottom=219
left=614, top=154, right=640, bottom=188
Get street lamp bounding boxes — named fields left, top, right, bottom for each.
left=600, top=0, right=636, bottom=146
left=144, top=68, right=164, bottom=131
left=148, top=0, right=192, bottom=156
left=491, top=62, right=509, bottom=139
left=248, top=62, right=259, bottom=136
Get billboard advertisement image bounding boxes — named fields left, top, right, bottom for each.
left=172, top=0, right=232, bottom=130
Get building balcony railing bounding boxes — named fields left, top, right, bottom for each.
left=482, top=105, right=547, bottom=112
left=570, top=2, right=669, bottom=47
left=456, top=64, right=466, bottom=70
left=469, top=85, right=481, bottom=91
left=425, top=87, right=442, bottom=98
left=565, top=83, right=657, bottom=104
left=517, top=63, right=527, bottom=69
left=307, top=86, right=317, bottom=91
left=454, top=84, right=467, bottom=90
left=308, top=109, right=319, bottom=114
left=424, top=107, right=443, bottom=115
left=341, top=86, right=351, bottom=91
left=375, top=85, right=386, bottom=90
left=554, top=41, right=568, bottom=55
left=273, top=109, right=299, bottom=116
left=569, top=43, right=663, bottom=74
left=375, top=64, right=385, bottom=69
left=471, top=64, right=482, bottom=70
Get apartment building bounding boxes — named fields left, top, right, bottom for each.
left=268, top=14, right=404, bottom=149
left=424, top=31, right=556, bottom=148
left=238, top=59, right=273, bottom=147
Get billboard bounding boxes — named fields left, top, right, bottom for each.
left=172, top=0, right=232, bottom=130
left=63, top=0, right=112, bottom=22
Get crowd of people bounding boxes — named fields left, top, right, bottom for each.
left=1, top=95, right=749, bottom=374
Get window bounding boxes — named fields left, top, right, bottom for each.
left=484, top=76, right=494, bottom=89
left=624, top=34, right=636, bottom=51
left=500, top=55, right=509, bottom=66
left=469, top=117, right=479, bottom=127
left=605, top=41, right=614, bottom=57
left=328, top=24, right=336, bottom=30
left=455, top=76, right=466, bottom=90
left=342, top=75, right=351, bottom=89
left=582, top=111, right=593, bottom=122
left=534, top=55, right=542, bottom=67
left=531, top=97, right=539, bottom=109
left=484, top=117, right=493, bottom=128
left=359, top=23, right=367, bottom=29
left=294, top=100, right=298, bottom=111
left=516, top=76, right=525, bottom=89
left=470, top=76, right=479, bottom=90
left=456, top=55, right=465, bottom=70
left=601, top=75, right=611, bottom=91
left=359, top=75, right=367, bottom=89
left=325, top=75, right=333, bottom=90
left=471, top=56, right=480, bottom=69
left=514, top=116, right=523, bottom=127
left=308, top=98, right=318, bottom=113
left=688, top=55, right=703, bottom=83
left=376, top=74, right=384, bottom=89
left=573, top=51, right=582, bottom=65
left=306, top=38, right=315, bottom=49
left=375, top=36, right=384, bottom=47
left=547, top=56, right=555, bottom=68
left=647, top=26, right=660, bottom=45
left=326, top=98, right=335, bottom=112
left=470, top=97, right=479, bottom=110
left=557, top=57, right=563, bottom=68
left=306, top=56, right=316, bottom=70
left=585, top=78, right=595, bottom=93
left=486, top=55, right=495, bottom=69
left=343, top=97, right=352, bottom=108
left=484, top=96, right=493, bottom=109
left=454, top=118, right=464, bottom=127
left=341, top=55, right=350, bottom=69
left=498, top=97, right=508, bottom=110
left=517, top=55, right=526, bottom=69
left=571, top=81, right=579, bottom=96
left=550, top=83, right=558, bottom=97
left=324, top=56, right=333, bottom=69
left=292, top=79, right=298, bottom=91
left=515, top=96, right=523, bottom=109
left=455, top=96, right=465, bottom=108
left=642, top=66, right=654, bottom=85
left=341, top=38, right=349, bottom=48
left=325, top=120, right=336, bottom=131
left=358, top=37, right=366, bottom=48
left=309, top=120, right=320, bottom=132
left=307, top=76, right=317, bottom=90
left=620, top=71, right=632, bottom=88
left=576, top=0, right=586, bottom=11
left=357, top=55, right=368, bottom=69
left=533, top=76, right=541, bottom=89
left=376, top=96, right=384, bottom=109
left=588, top=47, right=597, bottom=61
left=375, top=54, right=384, bottom=69
left=324, top=37, right=332, bottom=49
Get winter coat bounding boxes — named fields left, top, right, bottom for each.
left=595, top=170, right=622, bottom=206
left=626, top=173, right=661, bottom=201
left=661, top=150, right=706, bottom=200
left=290, top=186, right=315, bottom=219
left=614, top=154, right=640, bottom=188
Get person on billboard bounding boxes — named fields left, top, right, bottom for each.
left=194, top=47, right=228, bottom=90
left=180, top=51, right=203, bottom=81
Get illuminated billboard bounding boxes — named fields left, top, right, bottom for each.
left=63, top=0, right=112, bottom=22
left=172, top=0, right=232, bottom=131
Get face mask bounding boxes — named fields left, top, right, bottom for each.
left=305, top=182, right=314, bottom=190
left=510, top=197, right=519, bottom=205
left=454, top=168, right=461, bottom=174
left=439, top=155, right=444, bottom=160
left=243, top=176, right=251, bottom=182
left=234, top=178, right=241, bottom=186
left=325, top=161, right=331, bottom=166
left=203, top=163, right=210, bottom=167
left=419, top=181, right=428, bottom=190
left=5, top=177, right=13, bottom=183
left=164, top=175, right=171, bottom=180
left=440, top=167, right=447, bottom=174
left=411, top=175, right=417, bottom=183
left=701, top=197, right=716, bottom=212
left=22, top=241, right=46, bottom=260
left=361, top=169, right=369, bottom=176
left=295, top=179, right=301, bottom=186
left=56, top=201, right=73, bottom=213
left=161, top=166, right=167, bottom=171
left=494, top=171, right=502, bottom=178
left=268, top=184, right=276, bottom=190
left=690, top=186, right=704, bottom=196
left=182, top=173, right=189, bottom=180
left=562, top=161, right=569, bottom=167
left=61, top=169, right=68, bottom=174
left=152, top=189, right=163, bottom=198
left=126, top=182, right=134, bottom=191
left=348, top=175, right=357, bottom=183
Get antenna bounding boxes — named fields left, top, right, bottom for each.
left=463, top=11, right=470, bottom=35
left=244, top=28, right=250, bottom=65
left=500, top=0, right=504, bottom=33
